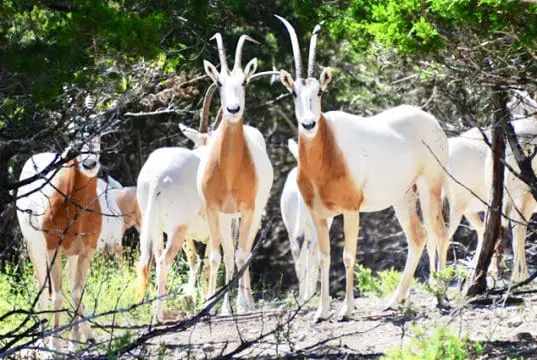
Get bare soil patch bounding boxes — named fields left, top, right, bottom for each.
left=133, top=286, right=537, bottom=359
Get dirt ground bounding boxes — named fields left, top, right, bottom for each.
left=131, top=284, right=537, bottom=359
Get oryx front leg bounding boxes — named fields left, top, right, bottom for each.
left=69, top=250, right=96, bottom=350
left=155, top=226, right=187, bottom=322
left=236, top=208, right=258, bottom=313
left=312, top=215, right=330, bottom=322
left=219, top=214, right=235, bottom=315
left=386, top=191, right=426, bottom=310
left=336, top=211, right=359, bottom=321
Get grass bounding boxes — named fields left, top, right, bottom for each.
left=383, top=325, right=484, bottom=360
left=0, top=248, right=201, bottom=346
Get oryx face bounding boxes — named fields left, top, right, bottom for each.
left=203, top=59, right=258, bottom=123
left=280, top=68, right=332, bottom=139
left=77, top=135, right=101, bottom=177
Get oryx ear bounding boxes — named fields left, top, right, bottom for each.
left=319, top=67, right=332, bottom=90
left=244, top=58, right=258, bottom=82
left=280, top=70, right=294, bottom=91
left=179, top=123, right=204, bottom=147
left=203, top=60, right=220, bottom=83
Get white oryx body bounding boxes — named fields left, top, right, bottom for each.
left=444, top=128, right=489, bottom=258
left=281, top=138, right=333, bottom=302
left=16, top=134, right=102, bottom=350
left=484, top=118, right=537, bottom=282
left=276, top=15, right=449, bottom=322
left=135, top=144, right=216, bottom=320
left=197, top=33, right=274, bottom=314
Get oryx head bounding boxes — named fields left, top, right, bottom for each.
left=203, top=33, right=259, bottom=123
left=276, top=16, right=331, bottom=139
left=77, top=134, right=101, bottom=177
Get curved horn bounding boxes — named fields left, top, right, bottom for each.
left=307, top=21, right=325, bottom=78
left=200, top=83, right=217, bottom=133
left=249, top=70, right=281, bottom=82
left=234, top=35, right=259, bottom=70
left=210, top=33, right=228, bottom=72
left=212, top=107, right=224, bottom=131
left=275, top=15, right=302, bottom=79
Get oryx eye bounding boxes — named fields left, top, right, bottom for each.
left=291, top=89, right=297, bottom=98
left=242, top=79, right=246, bottom=87
left=317, top=89, right=323, bottom=97
left=217, top=80, right=222, bottom=87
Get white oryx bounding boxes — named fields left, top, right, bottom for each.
left=16, top=132, right=103, bottom=350
left=96, top=180, right=141, bottom=256
left=135, top=85, right=219, bottom=321
left=281, top=138, right=333, bottom=303
left=197, top=33, right=274, bottom=314
left=443, top=91, right=537, bottom=282
left=484, top=117, right=537, bottom=282
left=443, top=128, right=489, bottom=260
left=276, top=15, right=449, bottom=321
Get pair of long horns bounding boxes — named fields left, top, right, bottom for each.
left=198, top=33, right=257, bottom=133
left=198, top=70, right=280, bottom=133
left=275, top=15, right=324, bottom=79
left=211, top=33, right=259, bottom=72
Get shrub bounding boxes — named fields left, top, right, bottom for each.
left=383, top=325, right=483, bottom=360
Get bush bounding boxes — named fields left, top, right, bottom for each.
left=355, top=264, right=402, bottom=298
left=383, top=325, right=483, bottom=360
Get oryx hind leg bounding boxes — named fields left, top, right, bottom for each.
left=386, top=187, right=426, bottom=309
left=155, top=225, right=187, bottom=322
left=183, top=237, right=200, bottom=297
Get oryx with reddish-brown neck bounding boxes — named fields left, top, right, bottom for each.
left=276, top=15, right=449, bottom=322
left=16, top=131, right=103, bottom=350
left=197, top=33, right=274, bottom=314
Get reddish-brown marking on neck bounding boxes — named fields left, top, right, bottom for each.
left=297, top=115, right=362, bottom=214
left=201, top=118, right=258, bottom=212
left=41, top=161, right=102, bottom=255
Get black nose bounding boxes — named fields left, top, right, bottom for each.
left=227, top=106, right=240, bottom=114
left=302, top=122, right=316, bottom=130
left=82, top=159, right=98, bottom=170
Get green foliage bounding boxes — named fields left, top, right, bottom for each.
left=0, top=249, right=202, bottom=343
left=0, top=1, right=168, bottom=104
left=323, top=0, right=537, bottom=55
left=0, top=262, right=39, bottom=338
left=355, top=264, right=402, bottom=298
left=383, top=325, right=483, bottom=360
left=423, top=265, right=467, bottom=300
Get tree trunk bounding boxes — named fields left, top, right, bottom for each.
left=464, top=89, right=507, bottom=297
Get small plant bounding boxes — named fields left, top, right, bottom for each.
left=355, top=264, right=402, bottom=298
left=423, top=265, right=467, bottom=303
left=383, top=325, right=483, bottom=360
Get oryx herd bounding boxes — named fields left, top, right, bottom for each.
left=14, top=16, right=537, bottom=350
